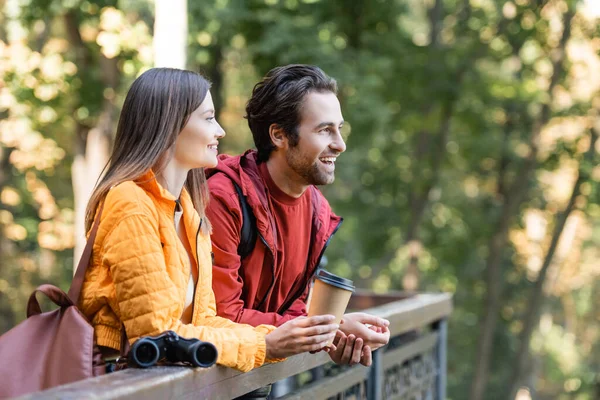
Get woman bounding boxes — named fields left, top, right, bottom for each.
left=79, top=68, right=339, bottom=372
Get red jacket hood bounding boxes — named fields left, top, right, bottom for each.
left=207, top=149, right=342, bottom=283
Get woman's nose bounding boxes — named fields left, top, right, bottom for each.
left=216, top=120, right=226, bottom=138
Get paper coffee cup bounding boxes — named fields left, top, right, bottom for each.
left=307, top=269, right=355, bottom=345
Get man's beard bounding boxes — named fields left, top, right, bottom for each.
left=286, top=147, right=335, bottom=186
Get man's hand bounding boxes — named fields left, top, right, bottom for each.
left=339, top=312, right=390, bottom=351
left=265, top=315, right=339, bottom=359
left=328, top=331, right=372, bottom=366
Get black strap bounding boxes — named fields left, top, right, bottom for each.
left=232, top=181, right=257, bottom=259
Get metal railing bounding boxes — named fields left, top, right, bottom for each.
left=22, top=292, right=452, bottom=400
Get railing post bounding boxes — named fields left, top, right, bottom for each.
left=368, top=349, right=383, bottom=400
left=435, top=318, right=448, bottom=400
left=272, top=376, right=296, bottom=398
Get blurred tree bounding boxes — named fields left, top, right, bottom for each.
left=197, top=0, right=599, bottom=398
left=470, top=5, right=575, bottom=399
left=0, top=0, right=152, bottom=329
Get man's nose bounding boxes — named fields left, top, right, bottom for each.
left=330, top=129, right=346, bottom=153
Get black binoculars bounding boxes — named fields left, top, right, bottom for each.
left=128, top=331, right=218, bottom=368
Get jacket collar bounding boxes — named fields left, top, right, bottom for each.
left=209, top=150, right=342, bottom=258
left=135, top=170, right=178, bottom=202
left=134, top=170, right=201, bottom=261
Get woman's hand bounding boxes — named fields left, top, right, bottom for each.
left=265, top=315, right=339, bottom=359
left=339, top=312, right=390, bottom=351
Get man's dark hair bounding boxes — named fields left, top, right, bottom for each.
left=245, top=64, right=338, bottom=162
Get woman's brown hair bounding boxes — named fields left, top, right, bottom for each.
left=85, top=68, right=212, bottom=233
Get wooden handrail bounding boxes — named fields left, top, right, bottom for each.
left=20, top=293, right=452, bottom=400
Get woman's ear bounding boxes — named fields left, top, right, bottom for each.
left=269, top=124, right=288, bottom=150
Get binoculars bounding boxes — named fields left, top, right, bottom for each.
left=128, top=331, right=218, bottom=368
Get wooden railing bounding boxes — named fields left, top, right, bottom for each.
left=20, top=292, right=452, bottom=400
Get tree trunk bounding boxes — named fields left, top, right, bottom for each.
left=0, top=147, right=13, bottom=259
left=206, top=45, right=224, bottom=120
left=403, top=101, right=454, bottom=290
left=154, top=0, right=187, bottom=68
left=0, top=1, right=8, bottom=42
left=506, top=126, right=597, bottom=400
left=66, top=11, right=118, bottom=271
left=395, top=0, right=445, bottom=290
left=469, top=9, right=574, bottom=400
left=561, top=292, right=577, bottom=335
left=71, top=117, right=113, bottom=268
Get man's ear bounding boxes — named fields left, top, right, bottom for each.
left=269, top=124, right=288, bottom=150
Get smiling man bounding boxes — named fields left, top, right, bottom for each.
left=206, top=65, right=389, bottom=369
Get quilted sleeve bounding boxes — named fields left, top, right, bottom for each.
left=102, top=212, right=272, bottom=372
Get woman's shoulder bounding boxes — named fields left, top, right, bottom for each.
left=102, top=180, right=158, bottom=222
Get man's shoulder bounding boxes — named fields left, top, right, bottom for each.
left=206, top=172, right=246, bottom=220
left=207, top=171, right=237, bottom=192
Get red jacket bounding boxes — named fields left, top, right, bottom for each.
left=206, top=150, right=342, bottom=327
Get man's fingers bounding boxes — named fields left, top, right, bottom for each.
left=354, top=313, right=389, bottom=328
left=333, top=330, right=345, bottom=346
left=341, top=335, right=356, bottom=363
left=350, top=338, right=363, bottom=365
left=368, top=331, right=390, bottom=344
left=360, top=346, right=372, bottom=366
left=368, top=325, right=383, bottom=333
left=334, top=335, right=347, bottom=358
left=364, top=325, right=391, bottom=344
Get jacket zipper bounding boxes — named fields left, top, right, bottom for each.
left=277, top=218, right=343, bottom=314
left=171, top=202, right=189, bottom=316
left=190, top=219, right=202, bottom=321
left=174, top=199, right=201, bottom=322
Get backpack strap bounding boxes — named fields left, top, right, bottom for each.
left=68, top=201, right=105, bottom=304
left=231, top=180, right=257, bottom=259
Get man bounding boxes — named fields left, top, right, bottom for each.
left=207, top=65, right=389, bottom=366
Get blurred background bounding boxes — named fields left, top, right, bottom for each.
left=0, top=0, right=598, bottom=399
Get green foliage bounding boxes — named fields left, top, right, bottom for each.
left=0, top=0, right=598, bottom=398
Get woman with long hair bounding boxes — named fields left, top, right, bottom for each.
left=79, top=68, right=339, bottom=372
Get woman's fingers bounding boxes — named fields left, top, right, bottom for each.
left=301, top=332, right=336, bottom=346
left=296, top=315, right=335, bottom=327
left=300, top=323, right=339, bottom=337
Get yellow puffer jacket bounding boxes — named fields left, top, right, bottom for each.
left=79, top=171, right=276, bottom=372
